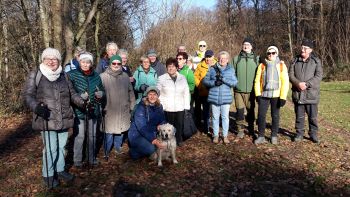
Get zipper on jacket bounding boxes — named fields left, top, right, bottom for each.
left=245, top=56, right=248, bottom=92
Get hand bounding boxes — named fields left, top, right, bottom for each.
left=215, top=80, right=223, bottom=86
left=129, top=77, right=134, bottom=83
left=256, top=96, right=261, bottom=104
left=152, top=139, right=165, bottom=149
left=35, top=103, right=50, bottom=120
left=80, top=91, right=89, bottom=101
left=279, top=99, right=286, bottom=107
left=140, top=84, right=149, bottom=92
left=298, top=82, right=307, bottom=91
left=95, top=90, right=103, bottom=99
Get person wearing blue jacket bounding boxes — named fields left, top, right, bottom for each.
left=128, top=87, right=166, bottom=160
left=203, top=51, right=238, bottom=144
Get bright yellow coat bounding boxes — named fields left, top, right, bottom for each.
left=254, top=61, right=289, bottom=100
left=194, top=59, right=216, bottom=96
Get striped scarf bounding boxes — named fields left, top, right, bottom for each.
left=262, top=57, right=280, bottom=98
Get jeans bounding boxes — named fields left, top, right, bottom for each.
left=129, top=136, right=156, bottom=160
left=211, top=104, right=230, bottom=137
left=73, top=118, right=97, bottom=163
left=41, top=130, right=68, bottom=177
left=294, top=104, right=318, bottom=136
left=257, top=97, right=280, bottom=137
left=104, top=133, right=124, bottom=156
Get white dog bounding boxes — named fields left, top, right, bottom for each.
left=157, top=123, right=178, bottom=167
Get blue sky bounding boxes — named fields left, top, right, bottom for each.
left=185, top=0, right=217, bottom=9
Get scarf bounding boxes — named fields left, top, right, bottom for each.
left=106, top=67, right=122, bottom=77
left=39, top=63, right=62, bottom=82
left=262, top=57, right=280, bottom=98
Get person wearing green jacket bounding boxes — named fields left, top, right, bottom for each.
left=231, top=37, right=260, bottom=139
left=177, top=52, right=195, bottom=94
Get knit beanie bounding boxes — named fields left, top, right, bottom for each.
left=198, top=40, right=207, bottom=47
left=242, top=37, right=254, bottom=46
left=41, top=48, right=61, bottom=62
left=79, top=53, right=94, bottom=64
left=147, top=49, right=157, bottom=57
left=266, top=46, right=279, bottom=55
left=301, top=38, right=315, bottom=49
left=109, top=55, right=122, bottom=65
left=145, top=86, right=160, bottom=96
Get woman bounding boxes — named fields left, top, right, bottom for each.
left=176, top=52, right=195, bottom=95
left=203, top=51, right=238, bottom=144
left=195, top=40, right=207, bottom=59
left=128, top=87, right=166, bottom=159
left=100, top=55, right=135, bottom=160
left=133, top=55, right=158, bottom=104
left=96, top=42, right=119, bottom=73
left=68, top=52, right=104, bottom=167
left=24, top=48, right=85, bottom=188
left=157, top=57, right=190, bottom=146
left=254, top=46, right=289, bottom=145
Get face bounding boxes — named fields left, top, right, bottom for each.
left=159, top=124, right=175, bottom=140
left=147, top=91, right=158, bottom=104
left=205, top=56, right=214, bottom=66
left=80, top=60, right=92, bottom=71
left=121, top=54, right=128, bottom=66
left=219, top=54, right=229, bottom=66
left=267, top=50, right=277, bottom=61
left=178, top=46, right=186, bottom=53
left=107, top=47, right=117, bottom=58
left=43, top=55, right=59, bottom=71
left=142, top=58, right=150, bottom=70
left=148, top=55, right=156, bottom=63
left=301, top=45, right=313, bottom=59
left=110, top=60, right=122, bottom=71
left=242, top=42, right=253, bottom=53
left=166, top=63, right=177, bottom=76
left=199, top=44, right=207, bottom=52
left=177, top=55, right=186, bottom=69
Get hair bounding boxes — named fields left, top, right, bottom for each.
left=118, top=49, right=128, bottom=57
left=140, top=55, right=150, bottom=63
left=142, top=97, right=161, bottom=107
left=165, top=57, right=178, bottom=68
left=106, top=42, right=119, bottom=51
left=176, top=52, right=188, bottom=60
left=218, top=51, right=230, bottom=60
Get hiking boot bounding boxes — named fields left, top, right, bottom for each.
left=237, top=131, right=245, bottom=139
left=74, top=161, right=82, bottom=168
left=58, top=171, right=74, bottom=182
left=294, top=134, right=303, bottom=142
left=43, top=176, right=59, bottom=189
left=254, top=137, right=266, bottom=145
left=213, top=136, right=219, bottom=144
left=223, top=137, right=230, bottom=144
left=310, top=135, right=320, bottom=144
left=90, top=159, right=99, bottom=166
left=271, top=137, right=278, bottom=145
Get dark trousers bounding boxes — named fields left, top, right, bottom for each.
left=235, top=92, right=256, bottom=132
left=294, top=104, right=318, bottom=136
left=257, top=97, right=280, bottom=137
left=165, top=111, right=185, bottom=144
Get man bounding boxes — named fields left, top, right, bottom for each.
left=288, top=38, right=323, bottom=143
left=147, top=49, right=166, bottom=76
left=119, top=49, right=134, bottom=84
left=96, top=42, right=119, bottom=73
left=177, top=45, right=186, bottom=53
left=231, top=37, right=259, bottom=139
left=64, top=46, right=85, bottom=73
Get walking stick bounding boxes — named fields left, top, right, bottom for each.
left=85, top=100, right=90, bottom=168
left=42, top=103, right=54, bottom=188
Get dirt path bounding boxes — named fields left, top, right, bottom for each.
left=0, top=110, right=349, bottom=196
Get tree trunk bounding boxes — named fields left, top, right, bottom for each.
left=38, top=0, right=50, bottom=48
left=75, top=0, right=99, bottom=44
left=95, top=10, right=101, bottom=64
left=52, top=0, right=63, bottom=52
left=286, top=0, right=293, bottom=57
left=63, top=0, right=74, bottom=65
left=20, top=0, right=37, bottom=66
left=78, top=0, right=87, bottom=49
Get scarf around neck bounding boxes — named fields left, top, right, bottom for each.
left=39, top=63, right=62, bottom=82
left=262, top=57, right=280, bottom=97
left=106, top=67, right=122, bottom=77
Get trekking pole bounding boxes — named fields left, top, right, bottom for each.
left=41, top=103, right=54, bottom=188
left=85, top=100, right=90, bottom=168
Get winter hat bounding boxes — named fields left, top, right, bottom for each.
left=41, top=47, right=61, bottom=62
left=242, top=37, right=254, bottom=45
left=109, top=55, right=122, bottom=65
left=198, top=40, right=207, bottom=47
left=147, top=49, right=157, bottom=57
left=145, top=86, right=160, bottom=96
left=205, top=50, right=214, bottom=57
left=79, top=52, right=93, bottom=64
left=266, top=46, right=279, bottom=55
left=301, top=38, right=315, bottom=49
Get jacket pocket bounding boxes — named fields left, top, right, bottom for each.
left=306, top=89, right=319, bottom=101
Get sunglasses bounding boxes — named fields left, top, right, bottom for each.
left=199, top=45, right=206, bottom=47
left=267, top=52, right=277, bottom=55
left=112, top=62, right=122, bottom=65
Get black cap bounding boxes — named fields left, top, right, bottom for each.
left=301, top=38, right=315, bottom=49
left=205, top=50, right=214, bottom=57
left=242, top=37, right=254, bottom=45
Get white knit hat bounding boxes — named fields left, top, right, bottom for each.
left=266, top=46, right=279, bottom=55
left=41, top=48, right=61, bottom=62
left=198, top=40, right=207, bottom=47
left=79, top=53, right=94, bottom=64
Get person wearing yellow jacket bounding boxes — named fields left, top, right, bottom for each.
left=254, top=46, right=289, bottom=145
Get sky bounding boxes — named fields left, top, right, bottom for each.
left=185, top=0, right=217, bottom=9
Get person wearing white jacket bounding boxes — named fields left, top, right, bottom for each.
left=157, top=57, right=190, bottom=146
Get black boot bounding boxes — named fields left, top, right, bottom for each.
left=43, top=176, right=59, bottom=189
left=58, top=171, right=75, bottom=182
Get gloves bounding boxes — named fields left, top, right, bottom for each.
left=215, top=80, right=223, bottom=86
left=140, top=84, right=149, bottom=92
left=80, top=92, right=89, bottom=101
left=279, top=99, right=286, bottom=107
left=35, top=103, right=50, bottom=120
left=256, top=96, right=261, bottom=104
left=95, top=91, right=103, bottom=99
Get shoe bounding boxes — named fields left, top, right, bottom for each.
left=254, top=137, right=266, bottom=145
left=104, top=156, right=109, bottom=161
left=271, top=137, right=278, bottom=145
left=223, top=137, right=230, bottom=144
left=310, top=135, right=319, bottom=144
left=237, top=131, right=245, bottom=139
left=294, top=134, right=303, bottom=142
left=213, top=136, right=219, bottom=144
left=90, top=159, right=99, bottom=166
left=57, top=171, right=74, bottom=182
left=149, top=152, right=158, bottom=161
left=177, top=142, right=183, bottom=147
left=43, top=176, right=59, bottom=189
left=74, top=161, right=82, bottom=168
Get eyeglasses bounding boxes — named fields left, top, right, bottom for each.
left=267, top=52, right=277, bottom=55
left=44, top=58, right=58, bottom=62
left=301, top=46, right=311, bottom=51
left=176, top=58, right=184, bottom=60
left=199, top=45, right=206, bottom=47
left=112, top=62, right=122, bottom=65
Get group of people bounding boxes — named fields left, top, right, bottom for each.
left=23, top=37, right=322, bottom=189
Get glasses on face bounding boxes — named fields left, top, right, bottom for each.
left=112, top=62, right=122, bottom=65
left=44, top=58, right=58, bottom=62
left=267, top=52, right=277, bottom=56
left=301, top=46, right=311, bottom=51
left=199, top=45, right=206, bottom=47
